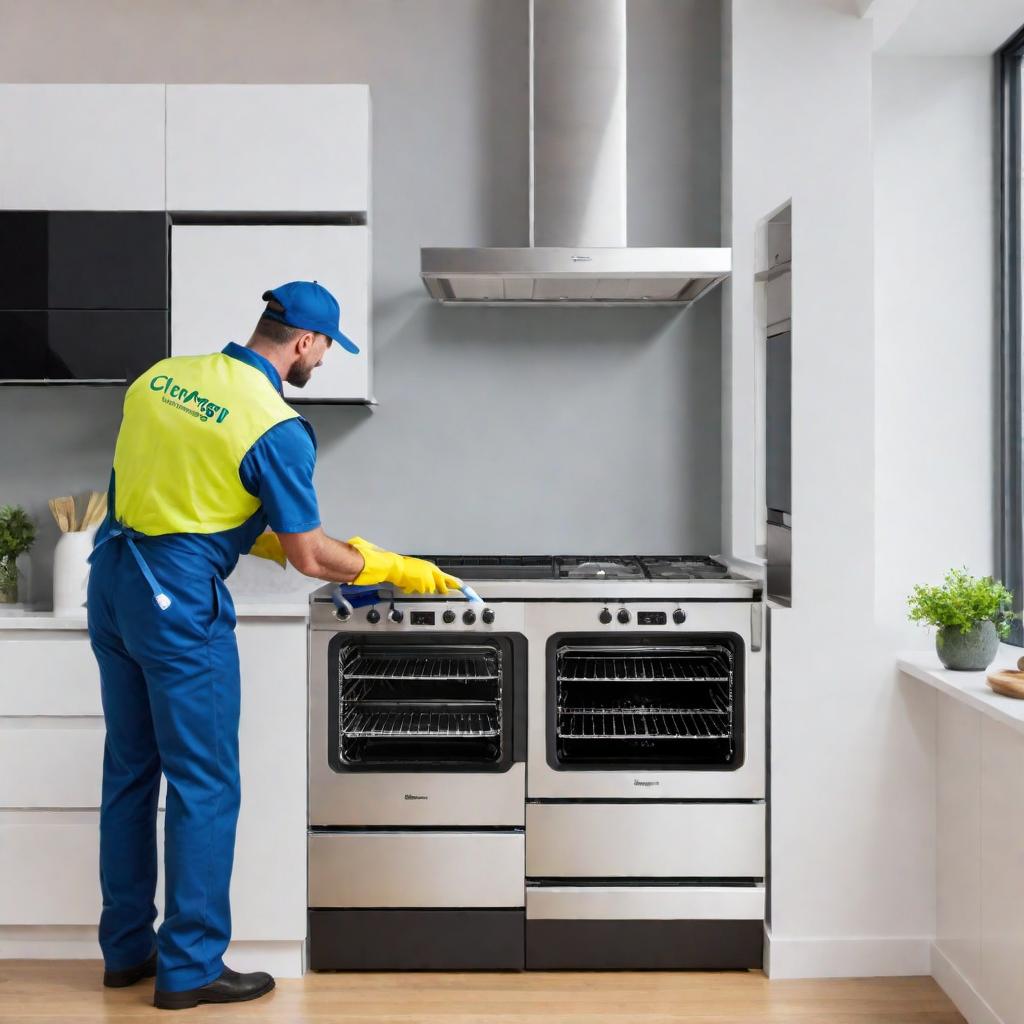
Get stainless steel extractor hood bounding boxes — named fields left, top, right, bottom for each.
left=420, top=0, right=730, bottom=307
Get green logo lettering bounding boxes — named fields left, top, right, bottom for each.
left=153, top=376, right=231, bottom=425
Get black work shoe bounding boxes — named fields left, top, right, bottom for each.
left=153, top=966, right=275, bottom=1011
left=103, top=949, right=157, bottom=988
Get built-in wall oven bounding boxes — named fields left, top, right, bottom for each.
left=308, top=600, right=528, bottom=969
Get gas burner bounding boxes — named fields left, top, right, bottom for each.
left=418, top=555, right=556, bottom=581
left=640, top=556, right=732, bottom=580
left=557, top=557, right=645, bottom=580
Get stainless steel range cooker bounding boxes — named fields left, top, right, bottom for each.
left=307, top=556, right=765, bottom=971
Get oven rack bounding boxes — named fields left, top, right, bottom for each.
left=559, top=694, right=731, bottom=717
left=340, top=650, right=500, bottom=682
left=342, top=704, right=501, bottom=738
left=556, top=709, right=731, bottom=740
left=340, top=676, right=503, bottom=704
left=555, top=654, right=732, bottom=684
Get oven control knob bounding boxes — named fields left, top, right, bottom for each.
left=481, top=607, right=495, bottom=625
left=673, top=608, right=687, bottom=625
left=388, top=606, right=404, bottom=624
left=463, top=608, right=477, bottom=625
left=442, top=608, right=457, bottom=624
left=617, top=608, right=631, bottom=624
left=365, top=607, right=381, bottom=624
left=599, top=607, right=613, bottom=624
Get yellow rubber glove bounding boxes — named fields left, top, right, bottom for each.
left=248, top=531, right=287, bottom=568
left=347, top=536, right=462, bottom=595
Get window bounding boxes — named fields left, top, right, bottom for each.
left=999, top=26, right=1024, bottom=646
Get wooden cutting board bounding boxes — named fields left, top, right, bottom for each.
left=987, top=656, right=1024, bottom=698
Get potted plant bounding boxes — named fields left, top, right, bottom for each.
left=907, top=568, right=1015, bottom=670
left=0, top=505, right=37, bottom=604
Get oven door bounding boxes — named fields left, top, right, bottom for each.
left=526, top=601, right=765, bottom=800
left=309, top=625, right=527, bottom=826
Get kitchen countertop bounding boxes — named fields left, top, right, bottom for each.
left=897, top=646, right=1024, bottom=737
left=0, top=556, right=320, bottom=630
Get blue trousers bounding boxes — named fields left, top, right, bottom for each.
left=87, top=538, right=240, bottom=992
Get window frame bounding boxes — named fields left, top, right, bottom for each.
left=998, top=26, right=1024, bottom=647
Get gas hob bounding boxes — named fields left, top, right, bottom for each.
left=312, top=554, right=761, bottom=603
left=417, top=555, right=745, bottom=582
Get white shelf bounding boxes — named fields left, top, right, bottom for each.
left=897, top=646, right=1024, bottom=737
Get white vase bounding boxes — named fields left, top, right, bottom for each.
left=53, top=528, right=98, bottom=616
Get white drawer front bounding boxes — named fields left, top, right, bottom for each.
left=309, top=831, right=525, bottom=908
left=0, top=723, right=167, bottom=810
left=0, top=723, right=104, bottom=808
left=526, top=803, right=765, bottom=878
left=0, top=813, right=164, bottom=925
left=526, top=884, right=765, bottom=920
left=0, top=635, right=102, bottom=715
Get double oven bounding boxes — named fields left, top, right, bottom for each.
left=308, top=556, right=765, bottom=970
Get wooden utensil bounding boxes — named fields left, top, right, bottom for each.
left=986, top=656, right=1024, bottom=699
left=81, top=491, right=107, bottom=530
left=48, top=496, right=75, bottom=533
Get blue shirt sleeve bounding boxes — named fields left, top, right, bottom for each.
left=239, top=418, right=321, bottom=534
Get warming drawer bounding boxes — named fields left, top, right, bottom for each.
left=526, top=802, right=765, bottom=878
left=526, top=883, right=765, bottom=920
left=308, top=830, right=525, bottom=908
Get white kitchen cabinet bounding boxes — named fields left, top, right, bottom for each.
left=912, top=664, right=1024, bottom=1024
left=229, top=619, right=307, bottom=941
left=978, top=716, right=1024, bottom=1023
left=0, top=723, right=106, bottom=808
left=0, top=85, right=165, bottom=210
left=171, top=224, right=371, bottom=402
left=166, top=85, right=369, bottom=212
left=0, top=615, right=307, bottom=949
left=0, top=633, right=102, bottom=715
left=0, top=811, right=164, bottom=925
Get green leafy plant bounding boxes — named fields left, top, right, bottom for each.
left=0, top=505, right=36, bottom=562
left=908, top=567, right=1015, bottom=640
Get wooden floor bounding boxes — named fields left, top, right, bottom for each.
left=0, top=962, right=965, bottom=1024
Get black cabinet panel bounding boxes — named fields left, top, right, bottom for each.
left=0, top=310, right=167, bottom=382
left=0, top=213, right=48, bottom=309
left=0, top=212, right=167, bottom=311
left=0, top=311, right=48, bottom=378
left=48, top=213, right=167, bottom=309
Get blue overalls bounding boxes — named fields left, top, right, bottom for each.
left=87, top=343, right=319, bottom=992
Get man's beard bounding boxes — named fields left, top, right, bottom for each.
left=286, top=361, right=314, bottom=388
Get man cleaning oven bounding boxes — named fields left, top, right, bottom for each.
left=87, top=280, right=461, bottom=1010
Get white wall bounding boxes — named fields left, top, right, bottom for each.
left=722, top=0, right=998, bottom=978
left=874, top=55, right=996, bottom=630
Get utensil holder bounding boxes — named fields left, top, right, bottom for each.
left=53, top=527, right=98, bottom=616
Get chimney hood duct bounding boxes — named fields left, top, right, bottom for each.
left=420, top=0, right=730, bottom=306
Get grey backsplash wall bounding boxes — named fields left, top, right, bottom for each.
left=0, top=0, right=722, bottom=605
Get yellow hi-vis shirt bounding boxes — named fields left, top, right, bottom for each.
left=112, top=353, right=300, bottom=536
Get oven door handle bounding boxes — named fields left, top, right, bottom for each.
left=750, top=603, right=763, bottom=652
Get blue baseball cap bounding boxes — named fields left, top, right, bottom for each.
left=260, top=280, right=359, bottom=354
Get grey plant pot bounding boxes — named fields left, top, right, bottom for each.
left=936, top=620, right=1000, bottom=671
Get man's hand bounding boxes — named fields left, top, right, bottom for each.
left=347, top=536, right=462, bottom=595
left=275, top=529, right=462, bottom=595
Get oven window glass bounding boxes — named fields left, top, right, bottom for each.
left=549, top=635, right=743, bottom=769
left=332, top=639, right=508, bottom=769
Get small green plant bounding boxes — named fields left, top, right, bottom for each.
left=0, top=505, right=36, bottom=602
left=908, top=567, right=1015, bottom=639
left=0, top=505, right=35, bottom=563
